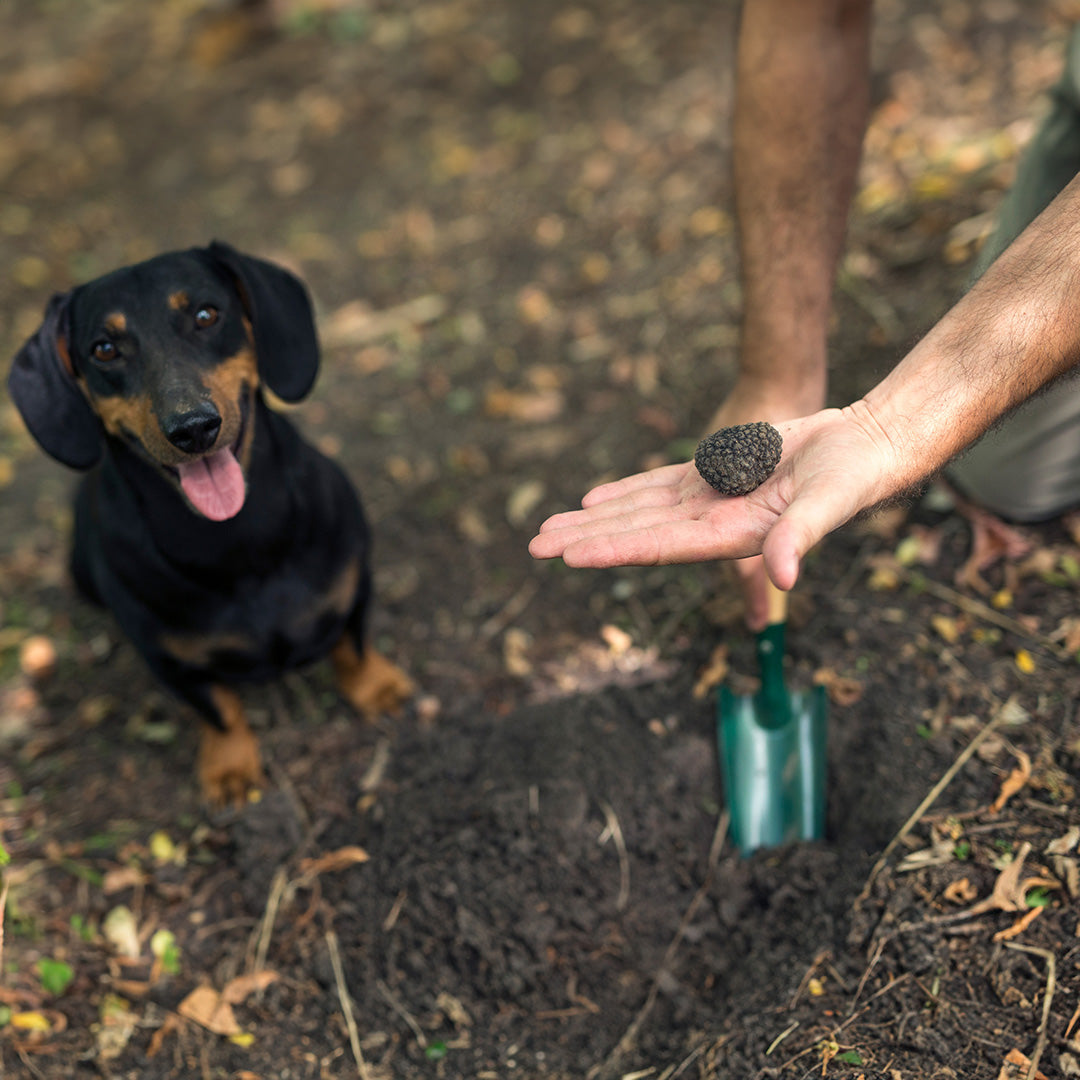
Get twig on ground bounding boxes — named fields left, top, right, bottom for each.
left=598, top=800, right=631, bottom=912
left=909, top=574, right=1068, bottom=659
left=1065, top=995, right=1080, bottom=1040
left=849, top=937, right=887, bottom=1014
left=375, top=978, right=427, bottom=1048
left=657, top=1040, right=707, bottom=1080
left=587, top=812, right=729, bottom=1080
left=327, top=928, right=371, bottom=1080
left=765, top=1020, right=800, bottom=1056
left=246, top=866, right=288, bottom=976
left=16, top=1047, right=48, bottom=1080
left=858, top=696, right=1012, bottom=903
left=836, top=972, right=912, bottom=1036
left=1003, top=942, right=1055, bottom=1080
left=478, top=580, right=538, bottom=641
left=381, top=889, right=407, bottom=933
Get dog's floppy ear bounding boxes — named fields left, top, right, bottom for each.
left=208, top=240, right=319, bottom=403
left=8, top=291, right=103, bottom=470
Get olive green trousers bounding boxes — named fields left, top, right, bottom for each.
left=946, top=25, right=1080, bottom=520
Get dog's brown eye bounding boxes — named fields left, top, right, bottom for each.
left=92, top=340, right=117, bottom=362
left=195, top=306, right=219, bottom=328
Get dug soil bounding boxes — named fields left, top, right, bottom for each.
left=1, top=2, right=1078, bottom=1078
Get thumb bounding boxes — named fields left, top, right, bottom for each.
left=762, top=487, right=853, bottom=590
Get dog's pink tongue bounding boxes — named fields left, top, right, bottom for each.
left=177, top=448, right=246, bottom=521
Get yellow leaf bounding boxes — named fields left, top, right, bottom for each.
left=1015, top=650, right=1036, bottom=674
left=150, top=831, right=181, bottom=865
left=229, top=1032, right=256, bottom=1048
left=11, top=1011, right=52, bottom=1031
left=808, top=977, right=825, bottom=996
left=931, top=614, right=961, bottom=644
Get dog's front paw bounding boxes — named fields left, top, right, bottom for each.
left=333, top=640, right=414, bottom=719
left=197, top=715, right=265, bottom=808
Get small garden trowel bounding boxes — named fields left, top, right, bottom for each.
left=718, top=582, right=827, bottom=853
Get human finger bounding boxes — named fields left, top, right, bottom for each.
left=580, top=461, right=695, bottom=508
left=529, top=499, right=710, bottom=560
left=558, top=514, right=768, bottom=569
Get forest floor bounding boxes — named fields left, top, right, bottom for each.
left=0, top=1, right=1079, bottom=1077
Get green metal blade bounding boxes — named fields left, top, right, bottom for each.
left=718, top=683, right=827, bottom=854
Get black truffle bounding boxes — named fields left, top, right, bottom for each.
left=694, top=421, right=782, bottom=496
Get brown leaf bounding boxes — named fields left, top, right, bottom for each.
left=988, top=842, right=1031, bottom=913
left=813, top=668, right=863, bottom=706
left=484, top=387, right=565, bottom=423
left=943, top=877, right=977, bottom=904
left=221, top=971, right=279, bottom=1005
left=178, top=986, right=240, bottom=1036
left=989, top=749, right=1032, bottom=814
left=1046, top=825, right=1080, bottom=856
left=998, top=1047, right=1050, bottom=1080
left=692, top=644, right=729, bottom=701
left=297, top=847, right=370, bottom=878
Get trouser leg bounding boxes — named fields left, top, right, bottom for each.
left=946, top=26, right=1080, bottom=521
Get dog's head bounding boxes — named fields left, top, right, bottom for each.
left=8, top=241, right=319, bottom=521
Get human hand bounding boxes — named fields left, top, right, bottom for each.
left=528, top=404, right=897, bottom=590
left=702, top=377, right=828, bottom=628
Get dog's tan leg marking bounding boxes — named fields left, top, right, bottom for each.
left=198, top=685, right=264, bottom=807
left=332, top=637, right=414, bottom=719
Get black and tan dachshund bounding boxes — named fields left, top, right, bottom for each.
left=9, top=241, right=413, bottom=804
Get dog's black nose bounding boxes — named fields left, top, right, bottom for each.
left=163, top=404, right=222, bottom=454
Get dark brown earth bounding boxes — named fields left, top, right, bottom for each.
left=1, top=2, right=1079, bottom=1078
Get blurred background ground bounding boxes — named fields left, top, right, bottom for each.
left=1, top=1, right=1079, bottom=1077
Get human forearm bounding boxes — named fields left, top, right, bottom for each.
left=862, top=172, right=1080, bottom=497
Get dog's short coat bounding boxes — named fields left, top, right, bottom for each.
left=9, top=242, right=413, bottom=803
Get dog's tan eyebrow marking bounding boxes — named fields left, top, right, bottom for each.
left=104, top=313, right=127, bottom=334
left=168, top=291, right=189, bottom=311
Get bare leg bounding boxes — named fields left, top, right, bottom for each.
left=332, top=637, right=414, bottom=719
left=718, top=0, right=872, bottom=428
left=710, top=0, right=872, bottom=625
left=197, top=685, right=264, bottom=807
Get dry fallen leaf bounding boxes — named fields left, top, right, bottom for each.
left=221, top=970, right=279, bottom=1005
left=103, top=905, right=141, bottom=959
left=1046, top=825, right=1080, bottom=856
left=97, top=994, right=139, bottom=1061
left=178, top=986, right=241, bottom=1037
left=813, top=668, right=864, bottom=706
left=997, top=1047, right=1050, bottom=1080
left=503, top=627, right=533, bottom=678
left=599, top=624, right=633, bottom=656
left=989, top=748, right=1032, bottom=813
left=930, top=614, right=962, bottom=644
left=506, top=480, right=546, bottom=527
left=692, top=644, right=729, bottom=701
left=943, top=877, right=978, bottom=904
left=18, top=635, right=56, bottom=681
left=297, top=847, right=370, bottom=878
left=484, top=387, right=565, bottom=423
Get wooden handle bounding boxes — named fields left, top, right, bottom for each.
left=764, top=579, right=789, bottom=627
